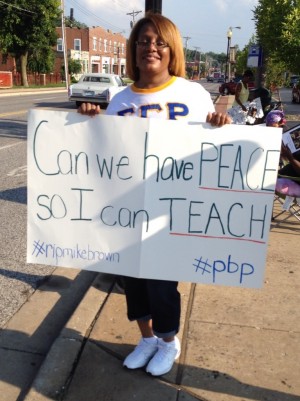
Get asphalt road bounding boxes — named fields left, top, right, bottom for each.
left=0, top=90, right=76, bottom=328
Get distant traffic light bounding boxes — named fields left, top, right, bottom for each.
left=145, top=0, right=162, bottom=13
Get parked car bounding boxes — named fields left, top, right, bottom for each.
left=292, top=82, right=300, bottom=103
left=68, top=73, right=127, bottom=107
left=207, top=72, right=223, bottom=83
left=219, top=77, right=254, bottom=96
left=219, top=78, right=239, bottom=95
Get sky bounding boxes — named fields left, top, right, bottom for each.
left=64, top=0, right=259, bottom=54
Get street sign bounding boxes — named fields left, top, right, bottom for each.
left=247, top=45, right=263, bottom=68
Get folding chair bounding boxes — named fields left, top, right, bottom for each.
left=272, top=176, right=300, bottom=223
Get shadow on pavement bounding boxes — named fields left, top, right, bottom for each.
left=0, top=186, right=27, bottom=204
left=43, top=333, right=300, bottom=401
left=33, top=101, right=76, bottom=111
left=0, top=270, right=101, bottom=400
left=0, top=119, right=27, bottom=138
left=1, top=269, right=299, bottom=401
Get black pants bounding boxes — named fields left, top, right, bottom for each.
left=124, top=277, right=181, bottom=338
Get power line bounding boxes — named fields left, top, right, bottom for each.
left=65, top=0, right=127, bottom=32
left=103, top=0, right=129, bottom=13
left=0, top=0, right=36, bottom=14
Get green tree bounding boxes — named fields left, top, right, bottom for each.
left=61, top=58, right=82, bottom=82
left=253, top=0, right=286, bottom=57
left=0, top=0, right=61, bottom=87
left=64, top=16, right=88, bottom=29
left=253, top=0, right=300, bottom=79
left=27, top=47, right=55, bottom=74
left=263, top=57, right=287, bottom=87
left=206, top=51, right=225, bottom=70
left=281, top=2, right=300, bottom=72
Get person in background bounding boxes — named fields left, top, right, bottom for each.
left=265, top=109, right=286, bottom=168
left=232, top=70, right=254, bottom=111
left=79, top=12, right=231, bottom=377
left=276, top=143, right=300, bottom=196
left=249, top=81, right=272, bottom=113
left=265, top=109, right=286, bottom=128
left=266, top=110, right=300, bottom=196
left=280, top=144, right=300, bottom=175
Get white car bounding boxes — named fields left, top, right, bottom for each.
left=68, top=73, right=127, bottom=107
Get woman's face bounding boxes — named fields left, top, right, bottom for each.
left=135, top=22, right=171, bottom=80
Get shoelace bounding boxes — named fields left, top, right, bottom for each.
left=138, top=340, right=157, bottom=353
left=154, top=343, right=176, bottom=361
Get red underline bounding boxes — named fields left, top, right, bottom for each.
left=199, top=186, right=274, bottom=195
left=170, top=232, right=266, bottom=244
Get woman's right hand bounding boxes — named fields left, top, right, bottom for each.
left=77, top=103, right=101, bottom=116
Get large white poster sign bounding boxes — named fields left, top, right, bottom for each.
left=27, top=110, right=282, bottom=288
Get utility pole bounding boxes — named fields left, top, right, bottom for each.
left=194, top=46, right=200, bottom=78
left=60, top=0, right=69, bottom=91
left=127, top=10, right=142, bottom=28
left=145, top=0, right=162, bottom=13
left=183, top=36, right=191, bottom=61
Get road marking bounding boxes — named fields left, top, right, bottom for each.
left=33, top=96, right=62, bottom=100
left=7, top=165, right=27, bottom=177
left=0, top=110, right=28, bottom=118
left=0, top=141, right=24, bottom=151
left=0, top=133, right=26, bottom=139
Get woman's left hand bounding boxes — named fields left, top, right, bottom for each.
left=206, top=112, right=232, bottom=127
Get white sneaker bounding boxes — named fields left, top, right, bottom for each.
left=146, top=337, right=181, bottom=376
left=123, top=337, right=158, bottom=369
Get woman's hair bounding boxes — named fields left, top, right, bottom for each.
left=265, top=110, right=286, bottom=126
left=126, top=12, right=186, bottom=81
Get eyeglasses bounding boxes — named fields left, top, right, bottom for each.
left=135, top=40, right=169, bottom=50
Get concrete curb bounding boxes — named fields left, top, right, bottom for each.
left=23, top=273, right=114, bottom=401
left=0, top=267, right=99, bottom=401
left=0, top=88, right=67, bottom=97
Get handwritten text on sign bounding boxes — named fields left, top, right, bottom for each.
left=27, top=111, right=282, bottom=288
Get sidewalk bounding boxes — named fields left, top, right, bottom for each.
left=1, top=93, right=300, bottom=401
left=214, top=94, right=234, bottom=113
left=21, top=218, right=300, bottom=401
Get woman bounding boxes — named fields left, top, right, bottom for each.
left=79, top=12, right=231, bottom=377
left=232, top=70, right=254, bottom=112
left=277, top=143, right=300, bottom=197
left=265, top=109, right=286, bottom=128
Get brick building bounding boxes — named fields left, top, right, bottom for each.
left=56, top=26, right=127, bottom=77
left=0, top=25, right=127, bottom=79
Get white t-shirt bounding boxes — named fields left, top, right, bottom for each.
left=106, top=76, right=215, bottom=122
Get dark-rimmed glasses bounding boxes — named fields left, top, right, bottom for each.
left=135, top=40, right=169, bottom=50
